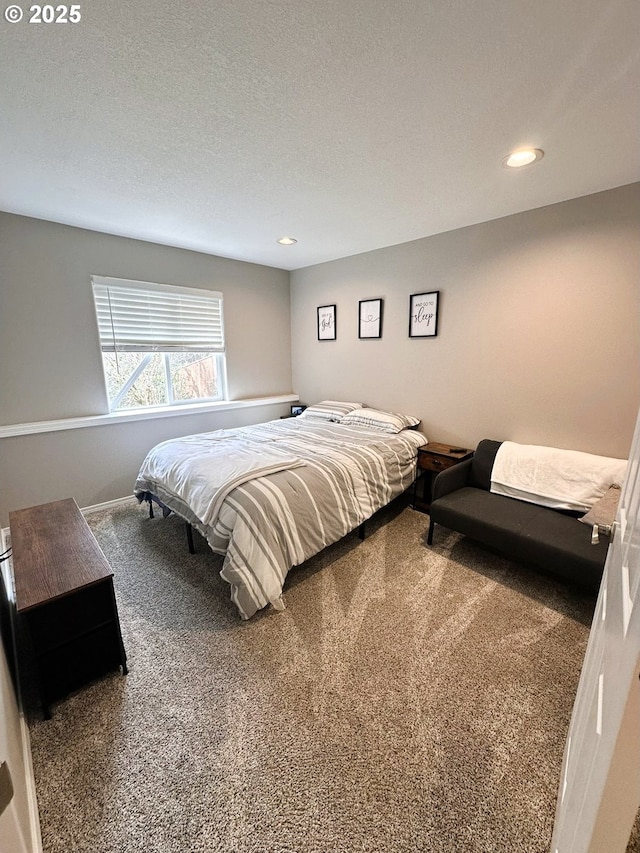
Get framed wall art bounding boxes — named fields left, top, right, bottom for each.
left=358, top=298, right=383, bottom=339
left=409, top=291, right=439, bottom=338
left=317, top=304, right=336, bottom=340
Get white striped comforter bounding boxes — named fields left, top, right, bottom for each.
left=134, top=418, right=427, bottom=619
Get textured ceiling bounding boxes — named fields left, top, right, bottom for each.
left=1, top=0, right=639, bottom=270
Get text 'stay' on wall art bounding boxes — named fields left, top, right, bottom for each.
left=358, top=298, right=383, bottom=339
left=317, top=304, right=337, bottom=340
left=409, top=291, right=439, bottom=338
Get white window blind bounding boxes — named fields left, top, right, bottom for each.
left=91, top=276, right=224, bottom=353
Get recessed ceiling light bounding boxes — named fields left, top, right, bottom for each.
left=502, top=148, right=544, bottom=169
left=277, top=236, right=297, bottom=245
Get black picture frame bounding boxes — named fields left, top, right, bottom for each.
left=409, top=291, right=439, bottom=338
left=291, top=405, right=306, bottom=416
left=317, top=304, right=336, bottom=340
left=358, top=298, right=383, bottom=339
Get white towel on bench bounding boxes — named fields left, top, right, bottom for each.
left=490, top=441, right=627, bottom=512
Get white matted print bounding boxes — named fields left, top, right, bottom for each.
left=317, top=304, right=336, bottom=340
left=358, top=298, right=383, bottom=339
left=409, top=291, right=439, bottom=338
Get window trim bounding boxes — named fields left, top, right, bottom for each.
left=91, top=275, right=227, bottom=411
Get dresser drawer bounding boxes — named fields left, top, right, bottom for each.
left=417, top=452, right=459, bottom=473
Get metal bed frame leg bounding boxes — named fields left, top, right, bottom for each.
left=147, top=495, right=154, bottom=518
left=185, top=522, right=195, bottom=554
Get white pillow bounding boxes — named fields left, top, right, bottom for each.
left=340, top=407, right=420, bottom=434
left=298, top=400, right=363, bottom=422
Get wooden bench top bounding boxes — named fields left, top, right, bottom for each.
left=10, top=498, right=113, bottom=613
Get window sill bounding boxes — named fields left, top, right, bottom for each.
left=0, top=394, right=299, bottom=439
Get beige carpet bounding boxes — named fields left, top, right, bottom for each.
left=27, top=497, right=608, bottom=852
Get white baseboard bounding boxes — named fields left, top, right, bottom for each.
left=2, top=495, right=137, bottom=541
left=81, top=495, right=137, bottom=515
left=21, top=723, right=43, bottom=853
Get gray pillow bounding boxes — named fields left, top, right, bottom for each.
left=578, top=484, right=621, bottom=534
left=298, top=400, right=363, bottom=422
left=339, top=408, right=420, bottom=433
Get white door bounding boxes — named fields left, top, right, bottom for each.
left=0, top=556, right=40, bottom=853
left=551, top=409, right=640, bottom=853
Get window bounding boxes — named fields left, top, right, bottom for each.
left=92, top=276, right=226, bottom=412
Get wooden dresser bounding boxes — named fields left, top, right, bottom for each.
left=10, top=498, right=127, bottom=718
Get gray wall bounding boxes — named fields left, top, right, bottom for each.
left=0, top=403, right=289, bottom=526
left=0, top=213, right=291, bottom=424
left=291, top=183, right=640, bottom=460
left=0, top=214, right=292, bottom=524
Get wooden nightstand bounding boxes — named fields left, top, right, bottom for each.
left=413, top=442, right=473, bottom=512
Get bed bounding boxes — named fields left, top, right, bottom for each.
left=134, top=403, right=427, bottom=619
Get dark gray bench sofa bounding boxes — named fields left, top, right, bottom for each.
left=427, top=439, right=609, bottom=591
